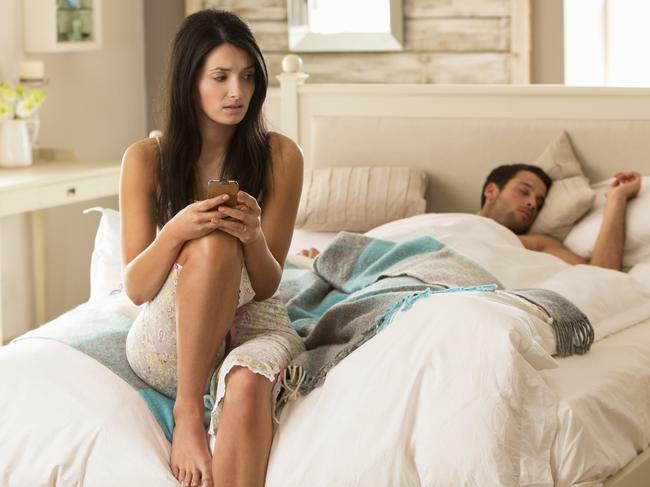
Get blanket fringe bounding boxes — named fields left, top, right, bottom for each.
left=278, top=365, right=308, bottom=407
left=508, top=288, right=594, bottom=357
left=556, top=318, right=594, bottom=356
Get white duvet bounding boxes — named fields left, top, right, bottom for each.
left=267, top=291, right=559, bottom=487
left=366, top=214, right=650, bottom=343
left=2, top=213, right=650, bottom=486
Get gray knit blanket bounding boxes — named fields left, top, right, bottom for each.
left=510, top=288, right=594, bottom=357
left=278, top=232, right=594, bottom=403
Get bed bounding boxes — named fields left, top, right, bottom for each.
left=2, top=57, right=650, bottom=486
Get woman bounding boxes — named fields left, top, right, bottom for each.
left=120, top=9, right=304, bottom=487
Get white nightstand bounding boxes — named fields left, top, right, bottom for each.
left=0, top=150, right=120, bottom=343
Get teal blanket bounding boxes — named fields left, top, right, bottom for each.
left=278, top=232, right=502, bottom=399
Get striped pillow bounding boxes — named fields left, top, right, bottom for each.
left=296, top=166, right=427, bottom=232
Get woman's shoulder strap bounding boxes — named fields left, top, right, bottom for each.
left=148, top=130, right=164, bottom=165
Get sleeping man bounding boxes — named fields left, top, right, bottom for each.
left=300, top=164, right=642, bottom=272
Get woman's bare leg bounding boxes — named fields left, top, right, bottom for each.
left=212, top=366, right=275, bottom=487
left=171, top=231, right=242, bottom=487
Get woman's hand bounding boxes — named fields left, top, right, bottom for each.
left=212, top=191, right=262, bottom=244
left=161, top=194, right=230, bottom=245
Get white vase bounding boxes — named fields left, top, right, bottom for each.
left=0, top=118, right=39, bottom=168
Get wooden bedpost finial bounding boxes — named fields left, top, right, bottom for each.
left=282, top=55, right=303, bottom=74
left=278, top=55, right=308, bottom=142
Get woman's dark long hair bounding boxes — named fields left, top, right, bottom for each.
left=155, top=9, right=270, bottom=227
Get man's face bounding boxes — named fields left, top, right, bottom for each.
left=480, top=170, right=548, bottom=234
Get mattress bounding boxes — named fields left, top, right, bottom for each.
left=2, top=316, right=648, bottom=486
left=2, top=216, right=649, bottom=486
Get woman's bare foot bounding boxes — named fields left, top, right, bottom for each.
left=171, top=403, right=213, bottom=487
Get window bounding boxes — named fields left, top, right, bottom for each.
left=564, top=0, right=650, bottom=86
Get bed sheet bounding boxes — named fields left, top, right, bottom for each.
left=542, top=319, right=650, bottom=486
left=288, top=229, right=339, bottom=255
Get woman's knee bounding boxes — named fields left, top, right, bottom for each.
left=223, top=366, right=274, bottom=411
left=178, top=231, right=242, bottom=267
left=125, top=324, right=179, bottom=397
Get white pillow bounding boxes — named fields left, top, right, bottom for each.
left=529, top=132, right=595, bottom=240
left=563, top=176, right=650, bottom=269
left=83, top=207, right=123, bottom=301
left=530, top=131, right=584, bottom=180
left=296, top=166, right=427, bottom=232
left=528, top=176, right=596, bottom=241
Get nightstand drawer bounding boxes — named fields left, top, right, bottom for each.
left=0, top=172, right=119, bottom=217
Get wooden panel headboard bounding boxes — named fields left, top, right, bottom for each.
left=273, top=56, right=650, bottom=213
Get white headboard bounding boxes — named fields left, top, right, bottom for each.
left=274, top=56, right=650, bottom=213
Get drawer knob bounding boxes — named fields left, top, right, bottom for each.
left=67, top=187, right=76, bottom=195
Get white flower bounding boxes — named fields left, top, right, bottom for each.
left=0, top=82, right=47, bottom=119
left=0, top=100, right=15, bottom=120
left=16, top=99, right=39, bottom=118
left=29, top=88, right=46, bottom=104
left=0, top=83, right=17, bottom=104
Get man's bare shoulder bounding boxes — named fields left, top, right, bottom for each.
left=520, top=233, right=589, bottom=265
left=519, top=233, right=561, bottom=252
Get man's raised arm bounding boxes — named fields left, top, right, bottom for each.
left=589, top=172, right=641, bottom=270
left=519, top=172, right=641, bottom=270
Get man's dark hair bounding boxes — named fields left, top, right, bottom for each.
left=480, top=164, right=552, bottom=208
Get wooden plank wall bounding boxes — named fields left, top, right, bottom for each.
left=187, top=0, right=529, bottom=85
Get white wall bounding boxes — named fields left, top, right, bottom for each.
left=0, top=0, right=147, bottom=340
left=199, top=0, right=522, bottom=84
left=532, top=0, right=564, bottom=84
left=143, top=0, right=185, bottom=133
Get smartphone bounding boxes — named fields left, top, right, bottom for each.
left=207, top=179, right=239, bottom=207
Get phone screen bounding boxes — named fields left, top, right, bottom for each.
left=207, top=179, right=239, bottom=207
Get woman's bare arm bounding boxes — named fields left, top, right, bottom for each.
left=239, top=133, right=303, bottom=300
left=120, top=140, right=229, bottom=305
left=120, top=140, right=183, bottom=305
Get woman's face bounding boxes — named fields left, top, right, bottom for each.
left=196, top=43, right=255, bottom=127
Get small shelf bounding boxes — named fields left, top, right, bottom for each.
left=57, top=33, right=93, bottom=42
left=57, top=7, right=93, bottom=11
left=24, top=0, right=102, bottom=52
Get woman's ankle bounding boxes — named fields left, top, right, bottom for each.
left=173, top=398, right=205, bottom=421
